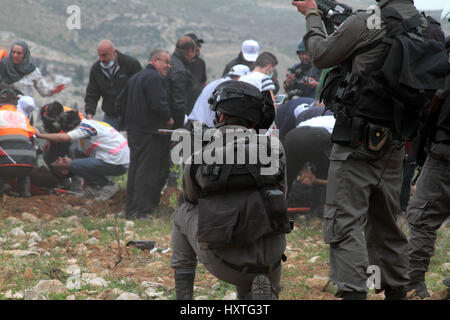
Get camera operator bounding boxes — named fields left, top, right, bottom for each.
left=292, top=0, right=447, bottom=300
left=283, top=40, right=320, bottom=99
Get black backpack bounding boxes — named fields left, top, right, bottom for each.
left=321, top=7, right=448, bottom=140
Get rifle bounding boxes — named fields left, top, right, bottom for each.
left=412, top=95, right=445, bottom=185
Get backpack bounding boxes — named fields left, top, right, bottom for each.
left=321, top=7, right=448, bottom=140
left=194, top=132, right=292, bottom=249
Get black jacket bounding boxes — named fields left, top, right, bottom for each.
left=222, top=52, right=254, bottom=77
left=118, top=64, right=171, bottom=133
left=84, top=51, right=142, bottom=117
left=166, top=50, right=192, bottom=129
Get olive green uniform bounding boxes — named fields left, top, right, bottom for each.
left=302, top=0, right=426, bottom=296
left=170, top=125, right=287, bottom=298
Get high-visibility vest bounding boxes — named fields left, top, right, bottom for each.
left=0, top=105, right=36, bottom=167
left=63, top=106, right=84, bottom=121
left=0, top=50, right=6, bottom=62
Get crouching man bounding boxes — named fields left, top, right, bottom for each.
left=34, top=111, right=129, bottom=201
left=170, top=81, right=292, bottom=300
left=0, top=85, right=36, bottom=197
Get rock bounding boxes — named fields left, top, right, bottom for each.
left=442, top=263, right=450, bottom=272
left=74, top=225, right=88, bottom=236
left=106, top=226, right=114, bottom=232
left=87, top=259, right=102, bottom=269
left=28, top=232, right=42, bottom=243
left=24, top=267, right=35, bottom=280
left=65, top=265, right=81, bottom=276
left=79, top=208, right=90, bottom=216
left=87, top=277, right=108, bottom=288
left=22, top=212, right=39, bottom=223
left=4, top=290, right=13, bottom=299
left=88, top=230, right=101, bottom=239
left=144, top=287, right=164, bottom=299
left=24, top=289, right=47, bottom=300
left=431, top=289, right=450, bottom=300
left=64, top=204, right=73, bottom=211
left=13, top=292, right=24, bottom=299
left=5, top=217, right=22, bottom=225
left=75, top=244, right=88, bottom=255
left=68, top=258, right=78, bottom=265
left=141, top=281, right=164, bottom=290
left=10, top=227, right=26, bottom=238
left=223, top=291, right=237, bottom=300
left=308, top=256, right=321, bottom=264
left=66, top=295, right=76, bottom=300
left=195, top=296, right=208, bottom=300
left=2, top=250, right=37, bottom=258
left=66, top=216, right=80, bottom=226
left=66, top=275, right=81, bottom=291
left=87, top=238, right=99, bottom=245
left=305, top=276, right=329, bottom=290
left=125, top=221, right=135, bottom=231
left=116, top=292, right=141, bottom=300
left=96, top=289, right=117, bottom=300
left=48, top=235, right=59, bottom=243
left=112, top=288, right=125, bottom=296
left=33, top=280, right=68, bottom=295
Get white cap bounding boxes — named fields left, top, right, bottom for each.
left=442, top=3, right=450, bottom=22
left=242, top=40, right=259, bottom=62
left=294, top=103, right=310, bottom=118
left=227, top=64, right=250, bottom=78
left=17, top=95, right=36, bottom=119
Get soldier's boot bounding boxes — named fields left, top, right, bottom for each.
left=443, top=277, right=450, bottom=288
left=174, top=269, right=195, bottom=300
left=17, top=176, right=31, bottom=198
left=384, top=287, right=407, bottom=300
left=251, top=275, right=274, bottom=300
left=341, top=292, right=367, bottom=300
left=405, top=281, right=430, bottom=299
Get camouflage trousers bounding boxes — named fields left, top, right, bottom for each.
left=406, top=143, right=450, bottom=282
left=324, top=142, right=409, bottom=297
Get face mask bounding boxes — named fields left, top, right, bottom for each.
left=100, top=60, right=115, bottom=69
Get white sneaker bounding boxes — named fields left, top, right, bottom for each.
left=78, top=185, right=101, bottom=198
left=95, top=183, right=119, bottom=201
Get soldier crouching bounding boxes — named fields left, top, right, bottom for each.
left=170, top=81, right=292, bottom=300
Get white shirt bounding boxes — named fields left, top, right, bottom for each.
left=239, top=71, right=275, bottom=92
left=11, top=68, right=52, bottom=98
left=187, top=77, right=231, bottom=128
left=297, top=115, right=336, bottom=134
left=67, top=119, right=130, bottom=168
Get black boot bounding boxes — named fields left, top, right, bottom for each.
left=405, top=281, right=430, bottom=299
left=341, top=292, right=367, bottom=300
left=175, top=270, right=195, bottom=300
left=385, top=287, right=407, bottom=300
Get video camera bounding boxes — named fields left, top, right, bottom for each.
left=294, top=0, right=353, bottom=34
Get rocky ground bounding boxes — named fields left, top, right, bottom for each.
left=0, top=188, right=448, bottom=301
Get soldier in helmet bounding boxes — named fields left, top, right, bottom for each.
left=283, top=40, right=320, bottom=99
left=170, top=80, right=292, bottom=300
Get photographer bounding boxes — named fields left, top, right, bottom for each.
left=292, top=0, right=446, bottom=300
left=283, top=40, right=320, bottom=99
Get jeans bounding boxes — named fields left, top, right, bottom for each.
left=70, top=158, right=127, bottom=187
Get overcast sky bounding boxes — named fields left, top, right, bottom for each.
left=414, top=0, right=449, bottom=11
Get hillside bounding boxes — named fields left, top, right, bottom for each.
left=0, top=0, right=447, bottom=108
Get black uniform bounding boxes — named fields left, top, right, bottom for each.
left=119, top=64, right=172, bottom=219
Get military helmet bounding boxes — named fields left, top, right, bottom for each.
left=209, top=80, right=275, bottom=130
left=296, top=40, right=306, bottom=53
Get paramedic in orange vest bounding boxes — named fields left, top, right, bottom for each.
left=0, top=84, right=36, bottom=197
